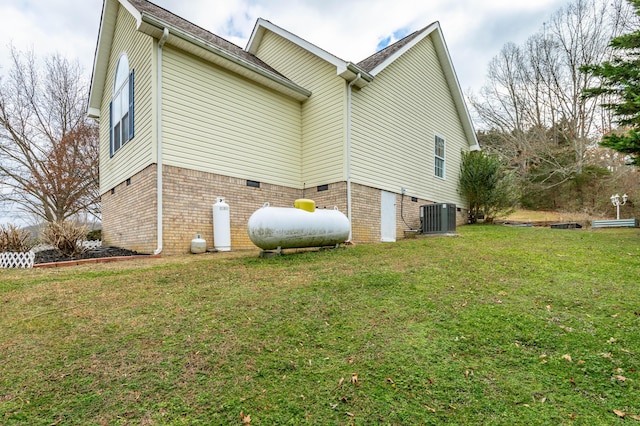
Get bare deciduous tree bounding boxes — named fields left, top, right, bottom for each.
left=0, top=47, right=99, bottom=224
left=470, top=0, right=633, bottom=186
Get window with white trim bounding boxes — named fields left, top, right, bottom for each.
left=434, top=134, right=445, bottom=178
left=110, top=53, right=134, bottom=156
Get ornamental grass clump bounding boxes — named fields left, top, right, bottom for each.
left=0, top=224, right=35, bottom=252
left=41, top=221, right=88, bottom=257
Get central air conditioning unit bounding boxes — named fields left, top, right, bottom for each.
left=420, top=203, right=456, bottom=234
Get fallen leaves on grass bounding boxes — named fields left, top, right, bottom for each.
left=240, top=411, right=251, bottom=425
left=562, top=354, right=572, bottom=363
left=351, top=373, right=359, bottom=385
left=613, top=375, right=629, bottom=382
left=616, top=412, right=640, bottom=421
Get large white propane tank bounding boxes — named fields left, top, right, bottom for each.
left=212, top=197, right=231, bottom=251
left=247, top=200, right=350, bottom=250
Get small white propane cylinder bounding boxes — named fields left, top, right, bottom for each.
left=213, top=197, right=231, bottom=251
left=190, top=233, right=206, bottom=254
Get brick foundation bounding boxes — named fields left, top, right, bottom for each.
left=102, top=165, right=468, bottom=254
left=162, top=165, right=302, bottom=253
left=101, top=164, right=158, bottom=253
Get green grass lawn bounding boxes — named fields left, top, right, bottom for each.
left=1, top=225, right=639, bottom=425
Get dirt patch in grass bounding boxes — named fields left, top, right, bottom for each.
left=497, top=209, right=604, bottom=223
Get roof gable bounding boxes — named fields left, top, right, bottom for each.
left=357, top=22, right=478, bottom=149
left=246, top=18, right=373, bottom=88
left=88, top=0, right=311, bottom=117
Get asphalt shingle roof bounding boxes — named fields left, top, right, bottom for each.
left=127, top=0, right=287, bottom=79
left=357, top=25, right=434, bottom=73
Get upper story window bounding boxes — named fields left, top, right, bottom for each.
left=110, top=53, right=134, bottom=156
left=434, top=134, right=445, bottom=179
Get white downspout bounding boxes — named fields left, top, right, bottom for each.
left=154, top=27, right=169, bottom=255
left=346, top=73, right=362, bottom=242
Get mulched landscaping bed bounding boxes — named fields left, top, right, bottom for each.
left=35, top=246, right=144, bottom=265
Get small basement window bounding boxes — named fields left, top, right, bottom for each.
left=411, top=197, right=418, bottom=202
left=247, top=180, right=260, bottom=188
left=317, top=184, right=329, bottom=192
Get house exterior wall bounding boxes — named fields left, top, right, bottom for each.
left=351, top=33, right=470, bottom=208
left=254, top=31, right=346, bottom=187
left=99, top=4, right=155, bottom=194
left=97, top=7, right=472, bottom=255
left=101, top=164, right=157, bottom=253
left=161, top=45, right=303, bottom=189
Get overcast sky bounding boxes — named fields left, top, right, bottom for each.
left=0, top=0, right=571, bottom=225
left=0, top=0, right=572, bottom=93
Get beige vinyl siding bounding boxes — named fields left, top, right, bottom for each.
left=161, top=46, right=302, bottom=188
left=351, top=34, right=469, bottom=207
left=255, top=31, right=345, bottom=187
left=99, top=5, right=154, bottom=194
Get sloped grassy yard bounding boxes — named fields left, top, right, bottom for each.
left=1, top=225, right=639, bottom=425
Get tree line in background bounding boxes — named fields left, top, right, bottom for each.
left=466, top=0, right=640, bottom=220
left=0, top=47, right=99, bottom=227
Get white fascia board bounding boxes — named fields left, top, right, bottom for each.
left=88, top=106, right=101, bottom=119
left=120, top=0, right=142, bottom=28
left=88, top=0, right=119, bottom=117
left=246, top=19, right=266, bottom=54
left=88, top=0, right=143, bottom=118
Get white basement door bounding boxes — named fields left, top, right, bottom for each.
left=380, top=190, right=396, bottom=242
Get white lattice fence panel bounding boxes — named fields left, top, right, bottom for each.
left=1, top=251, right=35, bottom=269
left=82, top=240, right=102, bottom=250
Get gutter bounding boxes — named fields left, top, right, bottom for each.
left=346, top=73, right=362, bottom=242
left=154, top=27, right=169, bottom=256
